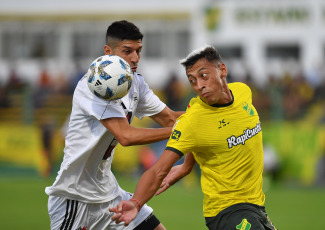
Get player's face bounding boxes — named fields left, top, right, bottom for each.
left=186, top=58, right=228, bottom=105
left=104, top=39, right=142, bottom=73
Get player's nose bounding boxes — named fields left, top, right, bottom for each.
left=130, top=51, right=140, bottom=64
left=197, top=78, right=205, bottom=90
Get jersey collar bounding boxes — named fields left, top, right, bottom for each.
left=200, top=90, right=234, bottom=108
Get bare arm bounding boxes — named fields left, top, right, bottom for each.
left=100, top=117, right=172, bottom=146
left=155, top=153, right=196, bottom=195
left=109, top=150, right=181, bottom=226
left=150, top=106, right=184, bottom=127
left=133, top=150, right=181, bottom=204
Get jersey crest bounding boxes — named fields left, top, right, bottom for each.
left=236, top=219, right=251, bottom=230
left=243, top=102, right=255, bottom=116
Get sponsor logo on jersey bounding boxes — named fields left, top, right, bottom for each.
left=236, top=218, right=251, bottom=230
left=171, top=129, right=181, bottom=141
left=226, top=123, right=261, bottom=149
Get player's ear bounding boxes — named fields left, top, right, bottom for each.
left=219, top=63, right=228, bottom=78
left=104, top=45, right=113, bottom=55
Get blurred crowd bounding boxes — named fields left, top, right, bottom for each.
left=243, top=72, right=325, bottom=122
left=1, top=63, right=324, bottom=123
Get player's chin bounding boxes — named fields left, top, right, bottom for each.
left=200, top=96, right=210, bottom=104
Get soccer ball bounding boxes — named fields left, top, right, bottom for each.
left=87, top=55, right=133, bottom=100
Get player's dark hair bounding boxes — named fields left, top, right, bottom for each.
left=106, top=20, right=143, bottom=43
left=180, top=45, right=222, bottom=69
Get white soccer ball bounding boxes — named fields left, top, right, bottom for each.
left=87, top=55, right=133, bottom=100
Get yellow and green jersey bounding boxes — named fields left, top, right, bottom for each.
left=166, top=82, right=265, bottom=217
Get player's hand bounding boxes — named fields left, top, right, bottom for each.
left=155, top=165, right=182, bottom=196
left=109, top=200, right=139, bottom=226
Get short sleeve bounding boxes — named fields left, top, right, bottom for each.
left=134, top=75, right=165, bottom=119
left=165, top=115, right=196, bottom=156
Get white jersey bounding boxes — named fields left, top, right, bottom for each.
left=45, top=72, right=166, bottom=203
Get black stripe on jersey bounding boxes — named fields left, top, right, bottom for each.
left=60, top=200, right=70, bottom=230
left=165, top=147, right=184, bottom=157
left=121, top=102, right=127, bottom=109
left=60, top=200, right=78, bottom=230
left=67, top=200, right=78, bottom=230
left=65, top=200, right=75, bottom=230
left=121, top=102, right=132, bottom=124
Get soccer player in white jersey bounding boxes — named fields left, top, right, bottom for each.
left=45, top=20, right=183, bottom=230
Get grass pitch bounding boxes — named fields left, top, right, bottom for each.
left=0, top=175, right=324, bottom=229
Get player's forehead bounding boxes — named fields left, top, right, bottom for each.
left=116, top=39, right=142, bottom=50
left=186, top=58, right=210, bottom=76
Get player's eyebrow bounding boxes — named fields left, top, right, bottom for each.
left=121, top=45, right=132, bottom=49
left=197, top=67, right=207, bottom=73
left=187, top=67, right=207, bottom=76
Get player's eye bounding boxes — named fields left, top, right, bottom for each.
left=123, top=49, right=132, bottom=54
left=202, top=73, right=207, bottom=78
left=189, top=78, right=196, bottom=84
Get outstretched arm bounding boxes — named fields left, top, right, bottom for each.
left=101, top=117, right=172, bottom=146
left=150, top=106, right=184, bottom=127
left=155, top=153, right=196, bottom=195
left=109, top=149, right=181, bottom=226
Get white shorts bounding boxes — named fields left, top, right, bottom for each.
left=48, top=188, right=153, bottom=230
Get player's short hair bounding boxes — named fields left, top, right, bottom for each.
left=106, top=20, right=143, bottom=44
left=180, top=45, right=223, bottom=69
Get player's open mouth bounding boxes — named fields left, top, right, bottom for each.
left=131, top=67, right=137, bottom=72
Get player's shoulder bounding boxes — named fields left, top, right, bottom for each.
left=183, top=96, right=205, bottom=120
left=132, top=72, right=147, bottom=88
left=229, top=82, right=252, bottom=97
left=228, top=82, right=251, bottom=92
left=74, top=72, right=89, bottom=96
left=186, top=96, right=201, bottom=111
left=229, top=82, right=253, bottom=104
left=133, top=72, right=144, bottom=81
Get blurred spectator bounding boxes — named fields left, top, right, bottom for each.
left=267, top=74, right=284, bottom=121
left=0, top=86, right=10, bottom=108
left=137, top=146, right=157, bottom=175
left=40, top=115, right=55, bottom=177
left=314, top=77, right=325, bottom=103
left=53, top=72, right=68, bottom=95
left=282, top=72, right=315, bottom=120
left=163, top=73, right=186, bottom=111
left=7, top=69, right=24, bottom=91
left=33, top=69, right=52, bottom=108
left=68, top=62, right=86, bottom=95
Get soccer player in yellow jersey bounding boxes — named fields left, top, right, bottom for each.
left=110, top=45, right=277, bottom=230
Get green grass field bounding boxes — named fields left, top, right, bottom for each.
left=0, top=175, right=324, bottom=230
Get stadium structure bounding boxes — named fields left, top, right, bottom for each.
left=0, top=0, right=324, bottom=88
